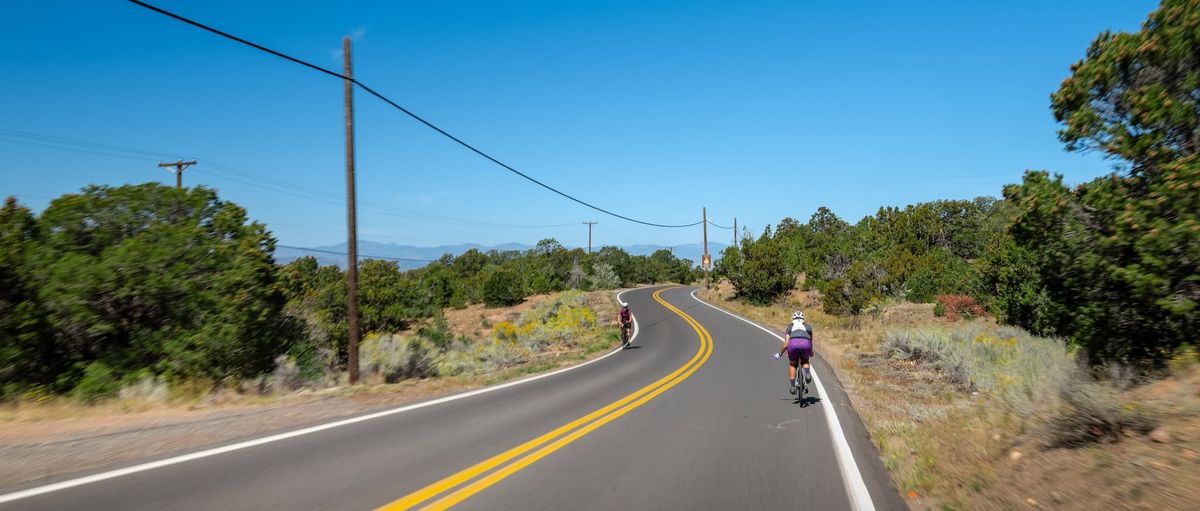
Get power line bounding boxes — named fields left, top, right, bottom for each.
left=0, top=128, right=580, bottom=230
left=206, top=160, right=579, bottom=229
left=707, top=220, right=733, bottom=229
left=0, top=127, right=183, bottom=160
left=124, top=0, right=703, bottom=229
left=276, top=244, right=437, bottom=263
left=0, top=137, right=164, bottom=162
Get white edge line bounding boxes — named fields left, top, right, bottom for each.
left=689, top=289, right=875, bottom=511
left=0, top=290, right=644, bottom=505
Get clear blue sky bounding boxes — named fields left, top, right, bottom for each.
left=0, top=0, right=1157, bottom=249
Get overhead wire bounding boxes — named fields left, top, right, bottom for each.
left=124, top=0, right=703, bottom=229
left=700, top=218, right=729, bottom=229
left=0, top=127, right=183, bottom=160
left=0, top=128, right=579, bottom=230
left=276, top=244, right=438, bottom=263
left=0, top=137, right=165, bottom=163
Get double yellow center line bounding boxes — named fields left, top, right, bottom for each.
left=378, top=287, right=714, bottom=510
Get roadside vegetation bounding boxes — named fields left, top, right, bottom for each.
left=701, top=284, right=1197, bottom=510
left=708, top=1, right=1200, bottom=508
left=359, top=291, right=614, bottom=385
left=718, top=0, right=1197, bottom=369
left=0, top=184, right=695, bottom=403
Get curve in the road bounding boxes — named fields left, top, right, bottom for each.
left=380, top=286, right=713, bottom=510
left=0, top=286, right=903, bottom=511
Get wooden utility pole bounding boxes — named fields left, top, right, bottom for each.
left=733, top=217, right=738, bottom=248
left=158, top=160, right=196, bottom=189
left=343, top=36, right=362, bottom=385
left=702, top=207, right=710, bottom=288
left=583, top=221, right=598, bottom=253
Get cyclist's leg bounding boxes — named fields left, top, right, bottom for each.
left=786, top=339, right=802, bottom=388
left=798, top=339, right=814, bottom=383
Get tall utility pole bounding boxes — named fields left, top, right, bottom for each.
left=733, top=217, right=738, bottom=248
left=158, top=160, right=196, bottom=189
left=702, top=207, right=710, bottom=288
left=583, top=221, right=598, bottom=253
left=343, top=36, right=362, bottom=385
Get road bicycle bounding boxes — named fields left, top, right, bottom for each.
left=620, top=321, right=632, bottom=348
left=794, top=369, right=809, bottom=398
left=773, top=354, right=809, bottom=400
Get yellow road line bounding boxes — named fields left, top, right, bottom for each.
left=377, top=287, right=713, bottom=511
left=421, top=294, right=712, bottom=510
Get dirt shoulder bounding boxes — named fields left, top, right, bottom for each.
left=696, top=282, right=1200, bottom=511
left=0, top=289, right=623, bottom=491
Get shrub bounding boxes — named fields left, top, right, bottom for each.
left=268, top=355, right=306, bottom=393
left=934, top=295, right=987, bottom=321
left=483, top=268, right=524, bottom=307
left=435, top=349, right=483, bottom=377
left=417, top=315, right=456, bottom=352
left=884, top=325, right=1077, bottom=413
left=883, top=323, right=1155, bottom=445
left=492, top=321, right=518, bottom=343
left=565, top=262, right=588, bottom=290
left=116, top=373, right=169, bottom=402
left=1168, top=344, right=1199, bottom=375
left=71, top=362, right=120, bottom=402
left=588, top=263, right=621, bottom=290
left=822, top=261, right=886, bottom=316
left=429, top=291, right=609, bottom=377
left=359, top=333, right=438, bottom=383
left=437, top=335, right=532, bottom=377
left=1046, top=378, right=1156, bottom=446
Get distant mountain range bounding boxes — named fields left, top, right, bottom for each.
left=274, top=240, right=728, bottom=270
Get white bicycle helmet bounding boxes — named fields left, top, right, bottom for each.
left=791, top=310, right=805, bottom=321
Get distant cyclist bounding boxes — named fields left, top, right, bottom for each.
left=618, top=304, right=633, bottom=347
left=773, top=311, right=814, bottom=395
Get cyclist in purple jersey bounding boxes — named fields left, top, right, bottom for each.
left=617, top=304, right=633, bottom=344
left=773, top=310, right=814, bottom=394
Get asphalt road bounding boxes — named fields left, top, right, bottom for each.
left=1, top=286, right=906, bottom=510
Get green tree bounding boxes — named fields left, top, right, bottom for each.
left=1051, top=0, right=1200, bottom=174
left=278, top=256, right=346, bottom=372
left=483, top=267, right=524, bottom=307
left=985, top=172, right=1079, bottom=337
left=0, top=198, right=56, bottom=394
left=713, top=244, right=742, bottom=283
left=32, top=184, right=290, bottom=385
left=984, top=0, right=1200, bottom=364
left=452, top=248, right=488, bottom=277
left=358, top=259, right=434, bottom=334
left=730, top=227, right=794, bottom=304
